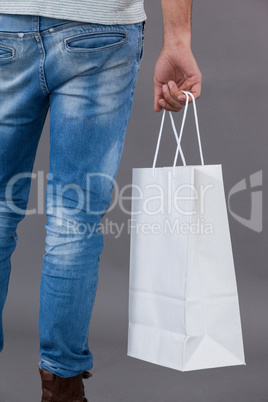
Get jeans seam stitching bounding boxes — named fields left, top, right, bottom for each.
left=34, top=34, right=50, bottom=95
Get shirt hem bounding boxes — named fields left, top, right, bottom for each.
left=0, top=7, right=147, bottom=25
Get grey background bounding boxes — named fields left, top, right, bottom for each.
left=0, top=0, right=267, bottom=401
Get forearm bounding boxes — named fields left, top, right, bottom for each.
left=161, top=0, right=192, bottom=47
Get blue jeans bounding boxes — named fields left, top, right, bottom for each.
left=0, top=14, right=144, bottom=377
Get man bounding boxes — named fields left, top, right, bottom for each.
left=0, top=0, right=201, bottom=400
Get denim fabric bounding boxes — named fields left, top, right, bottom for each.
left=0, top=14, right=144, bottom=377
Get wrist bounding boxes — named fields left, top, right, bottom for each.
left=162, top=30, right=191, bottom=49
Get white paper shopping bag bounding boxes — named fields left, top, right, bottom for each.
left=127, top=91, right=246, bottom=371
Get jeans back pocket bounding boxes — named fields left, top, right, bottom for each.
left=64, top=30, right=127, bottom=53
left=0, top=43, right=15, bottom=60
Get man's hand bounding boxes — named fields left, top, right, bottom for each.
left=154, top=0, right=202, bottom=112
left=153, top=43, right=202, bottom=112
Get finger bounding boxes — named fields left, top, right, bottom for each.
left=162, top=84, right=185, bottom=110
left=154, top=96, right=163, bottom=112
left=159, top=98, right=184, bottom=112
left=179, top=76, right=202, bottom=102
left=176, top=80, right=194, bottom=104
left=166, top=81, right=186, bottom=105
left=177, top=89, right=195, bottom=106
left=189, top=80, right=202, bottom=100
left=153, top=79, right=164, bottom=112
left=177, top=91, right=192, bottom=107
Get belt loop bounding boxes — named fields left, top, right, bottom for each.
left=32, top=15, right=39, bottom=32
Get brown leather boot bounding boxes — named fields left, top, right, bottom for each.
left=39, top=366, right=92, bottom=401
